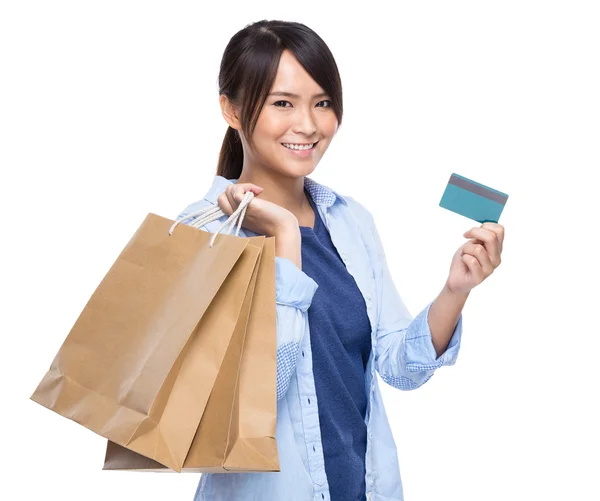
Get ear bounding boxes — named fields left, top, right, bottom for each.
left=219, top=94, right=242, bottom=131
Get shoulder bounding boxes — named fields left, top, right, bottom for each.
left=175, top=174, right=231, bottom=220
left=175, top=197, right=215, bottom=221
left=342, top=194, right=375, bottom=226
left=175, top=197, right=261, bottom=237
left=174, top=197, right=231, bottom=234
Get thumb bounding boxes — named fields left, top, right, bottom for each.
left=236, top=186, right=263, bottom=202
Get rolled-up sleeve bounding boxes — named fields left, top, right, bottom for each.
left=274, top=256, right=318, bottom=399
left=349, top=199, right=463, bottom=391
left=275, top=256, right=318, bottom=311
left=402, top=299, right=462, bottom=373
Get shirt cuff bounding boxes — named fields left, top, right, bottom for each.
left=275, top=256, right=319, bottom=312
left=404, top=300, right=463, bottom=372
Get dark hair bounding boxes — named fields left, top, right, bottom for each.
left=216, top=20, right=344, bottom=179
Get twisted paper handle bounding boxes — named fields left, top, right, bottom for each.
left=169, top=190, right=255, bottom=248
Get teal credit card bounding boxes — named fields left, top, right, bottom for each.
left=439, top=173, right=508, bottom=223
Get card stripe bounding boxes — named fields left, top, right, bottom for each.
left=449, top=174, right=508, bottom=205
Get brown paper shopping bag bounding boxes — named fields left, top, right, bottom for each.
left=30, top=212, right=264, bottom=472
left=102, top=234, right=279, bottom=472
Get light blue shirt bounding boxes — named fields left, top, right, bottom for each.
left=176, top=175, right=463, bottom=501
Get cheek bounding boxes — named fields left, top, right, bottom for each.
left=255, top=110, right=288, bottom=137
left=318, top=114, right=338, bottom=136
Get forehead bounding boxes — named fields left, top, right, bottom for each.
left=272, top=50, right=325, bottom=96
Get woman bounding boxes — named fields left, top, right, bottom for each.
left=177, top=19, right=504, bottom=501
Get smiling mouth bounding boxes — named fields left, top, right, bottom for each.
left=281, top=141, right=319, bottom=150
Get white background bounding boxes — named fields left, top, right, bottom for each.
left=1, top=1, right=599, bottom=500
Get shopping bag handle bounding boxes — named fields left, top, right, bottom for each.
left=169, top=191, right=255, bottom=248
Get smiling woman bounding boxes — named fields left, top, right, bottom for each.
left=176, top=18, right=465, bottom=501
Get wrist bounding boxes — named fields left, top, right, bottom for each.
left=271, top=214, right=299, bottom=237
left=442, top=281, right=471, bottom=302
left=273, top=223, right=302, bottom=269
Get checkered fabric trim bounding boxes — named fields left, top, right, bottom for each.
left=380, top=372, right=434, bottom=391
left=304, top=176, right=343, bottom=207
left=405, top=361, right=444, bottom=372
left=276, top=342, right=301, bottom=400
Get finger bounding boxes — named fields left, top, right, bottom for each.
left=462, top=242, right=494, bottom=274
left=228, top=183, right=263, bottom=206
left=235, top=183, right=264, bottom=195
left=482, top=222, right=505, bottom=244
left=462, top=253, right=484, bottom=282
left=463, top=227, right=502, bottom=266
left=480, top=223, right=505, bottom=251
left=217, top=192, right=233, bottom=216
left=225, top=185, right=240, bottom=211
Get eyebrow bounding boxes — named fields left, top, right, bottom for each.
left=268, top=91, right=330, bottom=99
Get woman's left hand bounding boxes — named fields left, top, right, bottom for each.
left=445, top=222, right=505, bottom=295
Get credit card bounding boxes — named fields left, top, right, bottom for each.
left=439, top=173, right=508, bottom=223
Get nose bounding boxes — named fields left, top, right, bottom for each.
left=292, top=108, right=317, bottom=137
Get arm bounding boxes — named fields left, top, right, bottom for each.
left=428, top=284, right=469, bottom=358
left=176, top=202, right=317, bottom=400
left=348, top=197, right=464, bottom=391
left=273, top=255, right=317, bottom=400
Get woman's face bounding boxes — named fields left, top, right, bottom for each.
left=231, top=49, right=339, bottom=178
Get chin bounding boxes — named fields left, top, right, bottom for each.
left=272, top=164, right=317, bottom=179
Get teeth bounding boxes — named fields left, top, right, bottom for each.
left=283, top=143, right=315, bottom=150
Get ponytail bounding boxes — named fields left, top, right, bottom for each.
left=216, top=126, right=244, bottom=179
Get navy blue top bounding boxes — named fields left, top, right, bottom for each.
left=299, top=187, right=372, bottom=501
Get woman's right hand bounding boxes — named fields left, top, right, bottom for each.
left=217, top=182, right=303, bottom=268
left=217, top=182, right=298, bottom=238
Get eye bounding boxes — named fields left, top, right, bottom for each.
left=273, top=100, right=332, bottom=108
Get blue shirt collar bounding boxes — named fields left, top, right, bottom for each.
left=203, top=175, right=347, bottom=208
